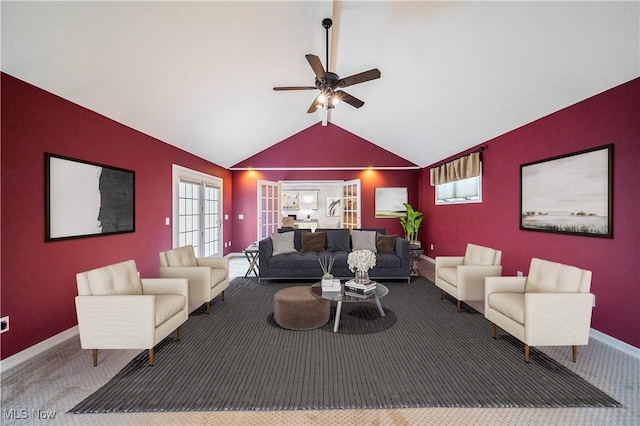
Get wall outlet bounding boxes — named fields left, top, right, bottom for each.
left=165, top=217, right=170, bottom=225
left=224, top=214, right=229, bottom=220
left=0, top=316, right=8, bottom=333
left=517, top=271, right=523, bottom=277
left=238, top=214, right=244, bottom=220
left=229, top=241, right=232, bottom=247
left=430, top=244, right=434, bottom=250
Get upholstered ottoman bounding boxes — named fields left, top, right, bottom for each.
left=273, top=286, right=330, bottom=330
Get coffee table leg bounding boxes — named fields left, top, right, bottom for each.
left=333, top=301, right=343, bottom=333
left=374, top=299, right=385, bottom=317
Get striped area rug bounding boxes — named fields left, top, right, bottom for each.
left=70, top=277, right=619, bottom=413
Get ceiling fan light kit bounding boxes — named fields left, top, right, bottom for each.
left=274, top=18, right=381, bottom=114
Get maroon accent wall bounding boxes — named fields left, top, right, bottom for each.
left=232, top=122, right=418, bottom=169
left=418, top=78, right=640, bottom=348
left=0, top=73, right=233, bottom=359
left=232, top=169, right=419, bottom=250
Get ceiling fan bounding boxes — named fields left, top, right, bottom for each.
left=273, top=18, right=381, bottom=113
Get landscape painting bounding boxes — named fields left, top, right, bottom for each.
left=520, top=144, right=613, bottom=238
left=375, top=187, right=408, bottom=218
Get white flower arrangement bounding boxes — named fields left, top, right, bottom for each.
left=347, top=249, right=377, bottom=273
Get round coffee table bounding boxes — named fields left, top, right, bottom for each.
left=310, top=282, right=388, bottom=332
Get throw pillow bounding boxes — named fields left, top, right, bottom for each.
left=376, top=233, right=398, bottom=255
left=351, top=230, right=377, bottom=252
left=301, top=232, right=326, bottom=252
left=271, top=231, right=296, bottom=256
left=325, top=229, right=351, bottom=252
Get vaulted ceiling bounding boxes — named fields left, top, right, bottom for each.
left=2, top=1, right=638, bottom=168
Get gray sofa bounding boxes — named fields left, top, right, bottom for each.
left=258, top=228, right=411, bottom=283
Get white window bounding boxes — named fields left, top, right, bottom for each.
left=173, top=165, right=223, bottom=257
left=436, top=175, right=482, bottom=205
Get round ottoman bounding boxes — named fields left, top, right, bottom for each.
left=273, top=286, right=331, bottom=330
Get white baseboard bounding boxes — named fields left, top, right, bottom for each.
left=423, top=255, right=435, bottom=264
left=0, top=326, right=79, bottom=373
left=590, top=328, right=640, bottom=359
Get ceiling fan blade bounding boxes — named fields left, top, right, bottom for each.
left=337, top=69, right=381, bottom=88
left=305, top=54, right=327, bottom=81
left=307, top=95, right=321, bottom=113
left=336, top=90, right=364, bottom=108
left=273, top=86, right=316, bottom=91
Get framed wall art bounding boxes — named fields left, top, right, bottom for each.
left=520, top=144, right=613, bottom=238
left=45, top=153, right=135, bottom=241
left=375, top=187, right=408, bottom=218
left=326, top=196, right=340, bottom=217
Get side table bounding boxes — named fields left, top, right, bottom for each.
left=243, top=245, right=259, bottom=278
left=409, top=247, right=424, bottom=277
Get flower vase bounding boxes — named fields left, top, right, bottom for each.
left=355, top=269, right=370, bottom=284
left=321, top=278, right=334, bottom=289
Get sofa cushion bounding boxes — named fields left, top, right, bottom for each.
left=463, top=243, right=497, bottom=266
left=277, top=228, right=310, bottom=250
left=525, top=258, right=583, bottom=293
left=488, top=292, right=525, bottom=325
left=376, top=233, right=398, bottom=255
left=437, top=267, right=458, bottom=287
left=271, top=231, right=297, bottom=256
left=86, top=260, right=142, bottom=295
left=166, top=245, right=198, bottom=267
left=302, top=232, right=326, bottom=252
left=322, top=229, right=351, bottom=252
left=154, top=294, right=186, bottom=326
left=351, top=230, right=377, bottom=252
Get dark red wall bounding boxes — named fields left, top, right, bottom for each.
left=1, top=73, right=233, bottom=359
left=418, top=78, right=640, bottom=348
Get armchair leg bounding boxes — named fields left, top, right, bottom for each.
left=206, top=301, right=211, bottom=314
left=491, top=323, right=496, bottom=339
left=524, top=344, right=530, bottom=363
left=149, top=348, right=154, bottom=366
left=176, top=326, right=182, bottom=341
left=439, top=289, right=443, bottom=300
left=456, top=300, right=461, bottom=312
left=92, top=349, right=98, bottom=367
left=221, top=291, right=225, bottom=302
left=572, top=345, right=577, bottom=363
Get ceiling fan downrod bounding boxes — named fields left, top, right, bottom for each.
left=322, top=18, right=332, bottom=72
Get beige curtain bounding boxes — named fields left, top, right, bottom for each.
left=430, top=152, right=481, bottom=186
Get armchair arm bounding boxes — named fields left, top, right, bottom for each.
left=456, top=265, right=503, bottom=300
left=435, top=256, right=464, bottom=270
left=197, top=257, right=229, bottom=272
left=525, top=292, right=595, bottom=346
left=75, top=295, right=156, bottom=348
left=158, top=267, right=211, bottom=302
left=141, top=278, right=188, bottom=299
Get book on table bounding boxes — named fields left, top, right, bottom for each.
left=344, top=290, right=373, bottom=299
left=345, top=279, right=376, bottom=293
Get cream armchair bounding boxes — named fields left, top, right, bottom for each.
left=75, top=260, right=188, bottom=367
left=485, top=258, right=594, bottom=363
left=159, top=245, right=229, bottom=314
left=435, top=243, right=503, bottom=312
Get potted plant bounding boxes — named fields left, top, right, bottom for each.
left=399, top=202, right=424, bottom=248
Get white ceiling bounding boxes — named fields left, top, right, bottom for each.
left=2, top=1, right=638, bottom=168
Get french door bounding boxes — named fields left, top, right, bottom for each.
left=257, top=180, right=281, bottom=242
left=173, top=165, right=223, bottom=257
left=341, top=179, right=361, bottom=229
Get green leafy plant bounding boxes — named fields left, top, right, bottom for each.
left=399, top=202, right=423, bottom=243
